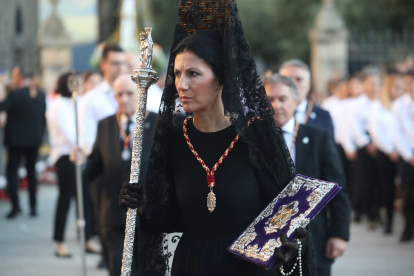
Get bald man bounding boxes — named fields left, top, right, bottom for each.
left=80, top=75, right=159, bottom=276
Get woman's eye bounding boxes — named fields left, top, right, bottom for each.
left=175, top=72, right=181, bottom=77
left=190, top=71, right=198, bottom=77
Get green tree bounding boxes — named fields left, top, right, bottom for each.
left=149, top=0, right=414, bottom=68
left=149, top=0, right=181, bottom=52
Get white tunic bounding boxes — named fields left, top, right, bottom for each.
left=392, top=94, right=414, bottom=161
left=46, top=95, right=77, bottom=164
left=79, top=80, right=118, bottom=155
left=349, top=94, right=379, bottom=149
left=368, top=102, right=396, bottom=154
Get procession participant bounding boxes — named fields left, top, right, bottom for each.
left=78, top=43, right=126, bottom=268
left=341, top=74, right=363, bottom=214
left=369, top=74, right=402, bottom=234
left=0, top=66, right=46, bottom=219
left=279, top=59, right=333, bottom=133
left=73, top=74, right=158, bottom=275
left=343, top=74, right=363, bottom=161
left=120, top=1, right=317, bottom=275
left=350, top=68, right=382, bottom=228
left=79, top=44, right=126, bottom=156
left=47, top=73, right=96, bottom=257
left=82, top=71, right=102, bottom=95
left=392, top=71, right=414, bottom=241
left=266, top=74, right=351, bottom=276
left=322, top=79, right=354, bottom=202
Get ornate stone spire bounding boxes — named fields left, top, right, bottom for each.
left=37, top=0, right=72, bottom=93
left=310, top=0, right=348, bottom=43
left=309, top=0, right=349, bottom=98
left=38, top=0, right=70, bottom=47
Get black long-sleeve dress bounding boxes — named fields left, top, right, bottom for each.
left=145, top=119, right=299, bottom=275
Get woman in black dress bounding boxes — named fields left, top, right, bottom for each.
left=120, top=1, right=317, bottom=275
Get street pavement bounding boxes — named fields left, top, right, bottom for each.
left=0, top=185, right=106, bottom=276
left=1, top=184, right=414, bottom=276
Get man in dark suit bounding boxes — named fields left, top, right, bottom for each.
left=0, top=66, right=46, bottom=218
left=265, top=74, right=351, bottom=276
left=72, top=75, right=158, bottom=276
left=279, top=59, right=334, bottom=133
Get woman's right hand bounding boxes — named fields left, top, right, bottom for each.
left=119, top=182, right=147, bottom=213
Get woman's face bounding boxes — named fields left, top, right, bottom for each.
left=84, top=73, right=102, bottom=94
left=174, top=50, right=221, bottom=114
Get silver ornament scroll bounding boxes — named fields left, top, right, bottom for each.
left=121, top=27, right=159, bottom=276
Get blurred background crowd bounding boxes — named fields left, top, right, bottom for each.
left=0, top=0, right=413, bottom=275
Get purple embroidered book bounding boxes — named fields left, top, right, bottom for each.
left=227, top=174, right=342, bottom=269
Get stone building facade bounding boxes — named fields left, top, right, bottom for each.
left=0, top=0, right=39, bottom=75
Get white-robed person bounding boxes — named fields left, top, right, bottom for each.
left=392, top=70, right=414, bottom=241
left=369, top=73, right=403, bottom=234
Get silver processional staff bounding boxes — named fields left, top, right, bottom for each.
left=121, top=27, right=159, bottom=276
left=67, top=73, right=87, bottom=276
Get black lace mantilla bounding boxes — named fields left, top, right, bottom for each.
left=138, top=1, right=298, bottom=275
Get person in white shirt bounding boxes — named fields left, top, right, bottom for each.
left=79, top=44, right=127, bottom=156
left=322, top=79, right=356, bottom=213
left=369, top=73, right=403, bottom=234
left=47, top=73, right=98, bottom=257
left=78, top=43, right=127, bottom=268
left=350, top=68, right=383, bottom=228
left=82, top=71, right=102, bottom=95
left=343, top=74, right=364, bottom=161
left=392, top=70, right=414, bottom=241
left=322, top=79, right=349, bottom=146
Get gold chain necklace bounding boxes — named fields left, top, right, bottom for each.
left=183, top=116, right=260, bottom=212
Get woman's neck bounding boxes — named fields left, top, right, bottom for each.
left=192, top=106, right=230, bottom=133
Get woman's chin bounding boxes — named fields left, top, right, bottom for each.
left=182, top=104, right=195, bottom=114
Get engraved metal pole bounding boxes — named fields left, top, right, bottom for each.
left=121, top=27, right=158, bottom=276
left=68, top=73, right=87, bottom=276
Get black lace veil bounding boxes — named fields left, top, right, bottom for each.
left=138, top=1, right=296, bottom=275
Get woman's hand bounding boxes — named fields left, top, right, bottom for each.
left=271, top=227, right=308, bottom=269
left=69, top=146, right=86, bottom=165
left=119, top=182, right=147, bottom=214
left=325, top=237, right=347, bottom=259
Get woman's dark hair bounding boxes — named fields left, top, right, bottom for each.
left=172, top=30, right=224, bottom=85
left=55, top=72, right=73, bottom=98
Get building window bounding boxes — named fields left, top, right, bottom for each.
left=16, top=7, right=23, bottom=34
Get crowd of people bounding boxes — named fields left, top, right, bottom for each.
left=0, top=26, right=413, bottom=276
left=320, top=68, right=414, bottom=241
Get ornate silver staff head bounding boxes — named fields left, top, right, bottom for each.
left=67, top=72, right=83, bottom=98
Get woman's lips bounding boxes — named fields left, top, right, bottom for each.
left=180, top=96, right=191, bottom=102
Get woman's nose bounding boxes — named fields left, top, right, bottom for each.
left=177, top=76, right=189, bottom=91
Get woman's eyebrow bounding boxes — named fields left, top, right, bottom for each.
left=185, top=67, right=201, bottom=72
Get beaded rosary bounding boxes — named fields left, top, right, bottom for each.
left=280, top=239, right=302, bottom=276
left=183, top=116, right=260, bottom=212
